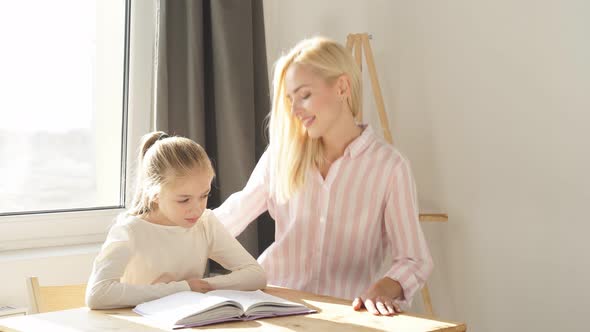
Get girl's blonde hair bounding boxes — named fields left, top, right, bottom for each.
left=269, top=37, right=361, bottom=203
left=128, top=131, right=214, bottom=216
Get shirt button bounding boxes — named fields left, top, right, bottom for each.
left=320, top=217, right=326, bottom=224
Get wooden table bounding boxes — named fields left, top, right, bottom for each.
left=0, top=287, right=466, bottom=331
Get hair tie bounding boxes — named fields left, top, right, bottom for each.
left=157, top=133, right=169, bottom=141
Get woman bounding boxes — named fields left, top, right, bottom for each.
left=214, top=37, right=433, bottom=316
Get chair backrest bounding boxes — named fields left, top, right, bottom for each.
left=26, top=277, right=87, bottom=314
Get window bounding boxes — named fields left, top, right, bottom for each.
left=0, top=0, right=158, bottom=252
left=0, top=0, right=129, bottom=215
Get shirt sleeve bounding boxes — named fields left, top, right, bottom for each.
left=383, top=157, right=434, bottom=308
left=212, top=150, right=271, bottom=237
left=202, top=212, right=267, bottom=290
left=85, top=222, right=190, bottom=309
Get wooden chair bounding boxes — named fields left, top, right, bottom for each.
left=26, top=277, right=87, bottom=314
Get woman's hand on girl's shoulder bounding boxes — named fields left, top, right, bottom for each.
left=187, top=278, right=213, bottom=293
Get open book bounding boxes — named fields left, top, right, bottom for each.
left=133, top=289, right=317, bottom=329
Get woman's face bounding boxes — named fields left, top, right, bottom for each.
left=284, top=63, right=349, bottom=139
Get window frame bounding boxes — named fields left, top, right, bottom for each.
left=0, top=0, right=156, bottom=252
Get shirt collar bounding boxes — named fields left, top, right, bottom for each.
left=345, top=124, right=376, bottom=158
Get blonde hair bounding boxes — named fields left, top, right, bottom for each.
left=269, top=37, right=361, bottom=203
left=128, top=131, right=214, bottom=216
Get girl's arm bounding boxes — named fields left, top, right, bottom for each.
left=85, top=224, right=190, bottom=309
left=202, top=212, right=267, bottom=291
left=213, top=150, right=270, bottom=237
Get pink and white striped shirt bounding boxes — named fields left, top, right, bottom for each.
left=213, top=125, right=433, bottom=306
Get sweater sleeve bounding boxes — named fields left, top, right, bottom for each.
left=202, top=212, right=267, bottom=291
left=85, top=222, right=190, bottom=309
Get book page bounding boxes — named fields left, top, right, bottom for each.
left=134, top=291, right=242, bottom=324
left=207, top=290, right=308, bottom=312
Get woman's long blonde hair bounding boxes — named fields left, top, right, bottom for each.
left=128, top=131, right=214, bottom=216
left=269, top=37, right=361, bottom=203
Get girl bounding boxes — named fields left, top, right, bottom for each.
left=86, top=132, right=266, bottom=309
left=214, top=37, right=433, bottom=316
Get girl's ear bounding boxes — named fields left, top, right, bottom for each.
left=153, top=193, right=160, bottom=204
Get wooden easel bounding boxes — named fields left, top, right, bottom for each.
left=346, top=33, right=448, bottom=317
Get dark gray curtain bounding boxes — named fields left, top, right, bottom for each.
left=152, top=0, right=274, bottom=259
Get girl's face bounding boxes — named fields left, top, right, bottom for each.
left=284, top=63, right=349, bottom=139
left=153, top=166, right=213, bottom=228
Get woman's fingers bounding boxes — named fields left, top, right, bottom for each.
left=352, top=297, right=363, bottom=311
left=364, top=298, right=379, bottom=315
left=392, top=301, right=403, bottom=313
left=376, top=296, right=394, bottom=316
left=379, top=297, right=395, bottom=316
left=354, top=295, right=402, bottom=316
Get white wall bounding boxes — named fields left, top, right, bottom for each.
left=0, top=246, right=98, bottom=309
left=263, top=1, right=590, bottom=331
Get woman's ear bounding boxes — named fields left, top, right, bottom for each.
left=336, top=74, right=351, bottom=98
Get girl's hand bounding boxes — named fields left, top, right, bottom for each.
left=352, top=277, right=403, bottom=316
left=187, top=278, right=213, bottom=293
left=151, top=272, right=176, bottom=284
